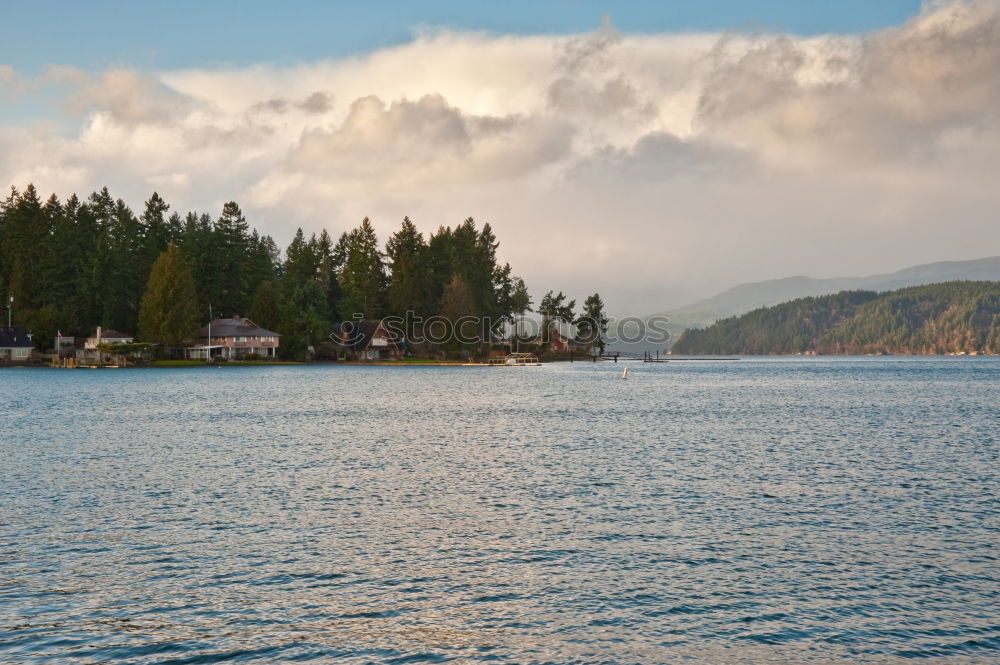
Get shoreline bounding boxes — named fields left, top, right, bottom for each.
left=3, top=354, right=999, bottom=370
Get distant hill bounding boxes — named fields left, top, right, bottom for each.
left=646, top=256, right=1000, bottom=346
left=670, top=281, right=1000, bottom=355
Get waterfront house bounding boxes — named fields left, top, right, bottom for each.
left=338, top=319, right=403, bottom=361
left=517, top=327, right=593, bottom=355
left=85, top=327, right=134, bottom=349
left=0, top=327, right=33, bottom=363
left=524, top=328, right=575, bottom=353
left=81, top=327, right=136, bottom=364
left=188, top=315, right=280, bottom=360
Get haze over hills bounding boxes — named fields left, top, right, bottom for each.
left=645, top=256, right=1000, bottom=346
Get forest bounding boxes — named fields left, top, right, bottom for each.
left=0, top=184, right=608, bottom=359
left=671, top=281, right=1000, bottom=355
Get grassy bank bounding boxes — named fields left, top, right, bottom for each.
left=151, top=360, right=305, bottom=367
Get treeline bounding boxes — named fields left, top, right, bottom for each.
left=671, top=281, right=1000, bottom=355
left=1, top=184, right=607, bottom=359
left=0, top=185, right=278, bottom=349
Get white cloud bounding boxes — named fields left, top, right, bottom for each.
left=2, top=0, right=999, bottom=315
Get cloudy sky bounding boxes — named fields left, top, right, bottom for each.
left=2, top=0, right=998, bottom=315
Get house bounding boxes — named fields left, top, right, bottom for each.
left=54, top=333, right=77, bottom=358
left=85, top=327, right=134, bottom=349
left=80, top=327, right=135, bottom=364
left=523, top=327, right=590, bottom=354
left=0, top=327, right=33, bottom=363
left=188, top=315, right=280, bottom=360
left=338, top=319, right=403, bottom=361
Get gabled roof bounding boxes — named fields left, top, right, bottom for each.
left=0, top=328, right=33, bottom=348
left=199, top=316, right=280, bottom=338
left=339, top=319, right=400, bottom=350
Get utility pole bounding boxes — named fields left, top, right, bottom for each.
left=7, top=295, right=12, bottom=328
left=207, top=303, right=212, bottom=362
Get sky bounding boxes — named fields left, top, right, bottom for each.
left=2, top=0, right=998, bottom=316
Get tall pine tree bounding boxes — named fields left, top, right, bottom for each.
left=138, top=243, right=200, bottom=346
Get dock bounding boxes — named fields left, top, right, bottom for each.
left=643, top=351, right=739, bottom=362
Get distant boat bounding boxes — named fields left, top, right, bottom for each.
left=622, top=367, right=629, bottom=380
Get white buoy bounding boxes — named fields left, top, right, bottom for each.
left=621, top=367, right=628, bottom=380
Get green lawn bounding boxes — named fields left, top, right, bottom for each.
left=152, top=359, right=304, bottom=367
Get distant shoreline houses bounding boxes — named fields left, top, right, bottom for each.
left=3, top=313, right=598, bottom=365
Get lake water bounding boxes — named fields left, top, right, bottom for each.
left=1, top=358, right=998, bottom=664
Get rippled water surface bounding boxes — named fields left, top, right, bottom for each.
left=2, top=358, right=999, bottom=664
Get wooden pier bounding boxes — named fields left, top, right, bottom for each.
left=643, top=351, right=739, bottom=362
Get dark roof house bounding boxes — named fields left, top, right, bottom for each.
left=0, top=327, right=34, bottom=362
left=189, top=315, right=280, bottom=360
left=338, top=319, right=403, bottom=361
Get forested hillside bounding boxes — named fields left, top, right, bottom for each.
left=0, top=184, right=542, bottom=358
left=671, top=282, right=1000, bottom=355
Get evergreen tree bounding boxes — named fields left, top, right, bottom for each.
left=246, top=230, right=280, bottom=300
left=3, top=184, right=45, bottom=310
left=214, top=201, right=250, bottom=315
left=338, top=217, right=386, bottom=318
left=180, top=211, right=219, bottom=313
left=278, top=280, right=329, bottom=361
left=141, top=192, right=172, bottom=274
left=439, top=274, right=477, bottom=356
left=101, top=198, right=145, bottom=333
left=386, top=216, right=427, bottom=320
left=249, top=280, right=281, bottom=332
left=538, top=290, right=576, bottom=343
left=576, top=293, right=609, bottom=354
left=283, top=228, right=318, bottom=292
left=315, top=229, right=341, bottom=323
left=509, top=276, right=532, bottom=338
left=138, top=244, right=200, bottom=346
left=422, top=226, right=454, bottom=309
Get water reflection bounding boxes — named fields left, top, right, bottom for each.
left=1, top=359, right=998, bottom=663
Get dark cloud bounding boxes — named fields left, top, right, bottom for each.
left=298, top=91, right=332, bottom=114
left=251, top=98, right=290, bottom=114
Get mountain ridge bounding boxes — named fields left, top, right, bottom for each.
left=647, top=256, right=1000, bottom=345
left=670, top=281, right=1000, bottom=356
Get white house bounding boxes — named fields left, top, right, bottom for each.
left=85, top=327, right=134, bottom=349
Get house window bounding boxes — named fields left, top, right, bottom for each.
left=14, top=348, right=29, bottom=358
left=237, top=336, right=247, bottom=342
